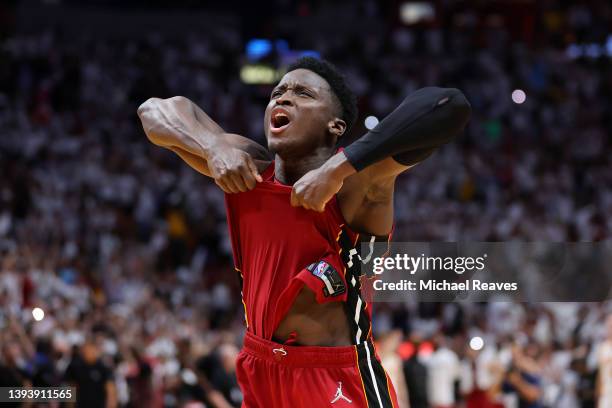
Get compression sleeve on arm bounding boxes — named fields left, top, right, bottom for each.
left=343, top=87, right=471, bottom=171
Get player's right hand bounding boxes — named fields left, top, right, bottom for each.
left=208, top=143, right=263, bottom=193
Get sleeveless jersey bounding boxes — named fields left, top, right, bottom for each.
left=224, top=162, right=387, bottom=343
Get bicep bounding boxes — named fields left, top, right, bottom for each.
left=191, top=100, right=225, bottom=135
left=142, top=96, right=270, bottom=172
left=349, top=198, right=395, bottom=236
left=338, top=172, right=396, bottom=236
left=339, top=152, right=424, bottom=235
left=191, top=102, right=271, bottom=163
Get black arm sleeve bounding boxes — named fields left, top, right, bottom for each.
left=343, top=87, right=471, bottom=171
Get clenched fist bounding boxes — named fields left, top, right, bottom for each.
left=290, top=151, right=355, bottom=212
left=209, top=142, right=263, bottom=193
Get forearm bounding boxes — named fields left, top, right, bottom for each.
left=343, top=87, right=471, bottom=171
left=168, top=145, right=211, bottom=176
left=137, top=96, right=223, bottom=159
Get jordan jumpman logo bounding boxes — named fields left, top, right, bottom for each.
left=331, top=381, right=352, bottom=404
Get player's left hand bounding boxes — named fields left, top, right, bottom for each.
left=290, top=165, right=344, bottom=212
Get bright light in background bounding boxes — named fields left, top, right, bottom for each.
left=364, top=115, right=379, bottom=130
left=512, top=89, right=526, bottom=104
left=32, top=307, right=45, bottom=321
left=240, top=64, right=280, bottom=85
left=181, top=369, right=198, bottom=385
left=469, top=336, right=484, bottom=351
left=399, top=2, right=435, bottom=25
left=246, top=39, right=272, bottom=61
left=566, top=35, right=612, bottom=59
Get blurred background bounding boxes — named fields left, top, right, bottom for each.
left=0, top=0, right=611, bottom=407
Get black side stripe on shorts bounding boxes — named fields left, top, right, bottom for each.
left=356, top=341, right=395, bottom=408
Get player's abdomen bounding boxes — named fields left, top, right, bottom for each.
left=273, top=285, right=352, bottom=346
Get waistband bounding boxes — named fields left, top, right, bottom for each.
left=242, top=331, right=374, bottom=368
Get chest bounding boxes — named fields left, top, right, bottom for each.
left=231, top=188, right=338, bottom=249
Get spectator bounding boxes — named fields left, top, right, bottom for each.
left=426, top=333, right=461, bottom=408
left=29, top=338, right=59, bottom=388
left=64, top=337, right=117, bottom=408
left=196, top=342, right=242, bottom=407
left=503, top=343, right=543, bottom=408
left=461, top=342, right=505, bottom=408
left=0, top=341, right=30, bottom=408
left=402, top=335, right=429, bottom=408
left=378, top=330, right=410, bottom=408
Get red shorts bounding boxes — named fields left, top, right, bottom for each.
left=237, top=332, right=398, bottom=408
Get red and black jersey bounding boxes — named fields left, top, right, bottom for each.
left=224, top=162, right=390, bottom=344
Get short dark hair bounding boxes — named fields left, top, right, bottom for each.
left=287, top=57, right=358, bottom=133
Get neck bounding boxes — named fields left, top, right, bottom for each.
left=274, top=146, right=335, bottom=185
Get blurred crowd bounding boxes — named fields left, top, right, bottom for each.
left=373, top=302, right=612, bottom=408
left=1, top=1, right=611, bottom=407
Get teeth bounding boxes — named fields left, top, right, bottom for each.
left=272, top=111, right=289, bottom=129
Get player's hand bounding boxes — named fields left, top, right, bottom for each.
left=292, top=153, right=355, bottom=213
left=291, top=165, right=344, bottom=212
left=208, top=142, right=263, bottom=193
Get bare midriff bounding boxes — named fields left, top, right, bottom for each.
left=273, top=286, right=352, bottom=346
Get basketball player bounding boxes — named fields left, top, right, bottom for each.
left=138, top=57, right=471, bottom=407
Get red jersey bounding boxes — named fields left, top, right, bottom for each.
left=225, top=162, right=378, bottom=343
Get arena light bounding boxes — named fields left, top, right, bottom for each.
left=469, top=336, right=484, bottom=351
left=32, top=307, right=45, bottom=321
left=565, top=35, right=612, bottom=59
left=566, top=44, right=581, bottom=59
left=240, top=64, right=281, bottom=85
left=246, top=38, right=319, bottom=65
left=181, top=369, right=198, bottom=385
left=246, top=39, right=273, bottom=61
left=418, top=341, right=434, bottom=357
left=397, top=341, right=416, bottom=360
left=399, top=2, right=435, bottom=25
left=586, top=44, right=602, bottom=58
left=511, top=89, right=526, bottom=104
left=364, top=115, right=379, bottom=130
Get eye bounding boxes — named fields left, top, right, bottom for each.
left=298, top=90, right=312, bottom=97
left=271, top=90, right=283, bottom=98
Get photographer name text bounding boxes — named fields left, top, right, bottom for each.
left=373, top=279, right=518, bottom=292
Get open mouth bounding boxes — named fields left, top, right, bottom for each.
left=270, top=108, right=292, bottom=134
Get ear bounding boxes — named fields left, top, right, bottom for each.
left=327, top=118, right=347, bottom=138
